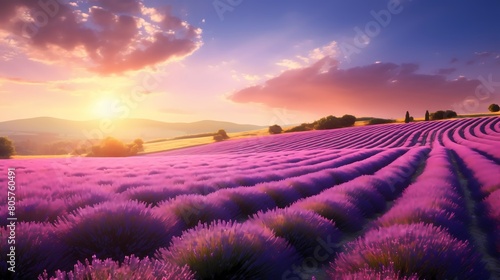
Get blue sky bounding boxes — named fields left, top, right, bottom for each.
left=0, top=0, right=499, bottom=125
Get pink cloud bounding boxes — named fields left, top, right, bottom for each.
left=229, top=58, right=481, bottom=118
left=0, top=0, right=201, bottom=75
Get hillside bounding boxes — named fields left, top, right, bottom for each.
left=0, top=117, right=264, bottom=140
left=0, top=117, right=265, bottom=155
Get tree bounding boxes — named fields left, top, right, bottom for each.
left=87, top=137, right=141, bottom=157
left=0, top=137, right=15, bottom=159
left=133, top=138, right=144, bottom=150
left=213, top=129, right=229, bottom=142
left=425, top=110, right=430, bottom=121
left=213, top=134, right=225, bottom=142
left=488, top=103, right=500, bottom=112
left=445, top=110, right=457, bottom=118
left=217, top=129, right=229, bottom=140
left=285, top=123, right=313, bottom=133
left=128, top=138, right=144, bottom=153
left=368, top=118, right=396, bottom=125
left=404, top=111, right=410, bottom=123
left=314, top=115, right=342, bottom=130
left=268, top=125, right=283, bottom=134
left=430, top=110, right=446, bottom=120
left=340, top=115, right=357, bottom=127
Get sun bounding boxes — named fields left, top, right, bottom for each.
left=92, top=98, right=119, bottom=119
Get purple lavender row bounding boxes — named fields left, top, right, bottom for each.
left=151, top=148, right=411, bottom=279
left=458, top=117, right=500, bottom=146
left=154, top=148, right=405, bottom=229
left=0, top=149, right=344, bottom=202
left=0, top=201, right=196, bottom=279
left=2, top=150, right=339, bottom=195
left=442, top=132, right=500, bottom=197
left=443, top=129, right=500, bottom=260
left=156, top=117, right=496, bottom=156
left=273, top=147, right=429, bottom=279
left=470, top=117, right=500, bottom=142
left=373, top=146, right=470, bottom=240
left=0, top=150, right=361, bottom=227
left=482, top=190, right=500, bottom=258
left=448, top=120, right=500, bottom=162
left=486, top=116, right=500, bottom=134
left=327, top=146, right=490, bottom=279
left=287, top=147, right=428, bottom=234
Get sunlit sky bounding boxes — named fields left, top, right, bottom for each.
left=1, top=0, right=499, bottom=125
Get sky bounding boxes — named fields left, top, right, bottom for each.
left=0, top=0, right=499, bottom=126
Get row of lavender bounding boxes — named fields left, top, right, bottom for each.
left=0, top=116, right=498, bottom=279
left=443, top=128, right=500, bottom=262
left=160, top=116, right=500, bottom=154
left=0, top=148, right=388, bottom=227
left=0, top=147, right=411, bottom=279
left=43, top=145, right=429, bottom=279
left=328, top=145, right=490, bottom=279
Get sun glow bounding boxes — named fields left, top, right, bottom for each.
left=92, top=97, right=119, bottom=119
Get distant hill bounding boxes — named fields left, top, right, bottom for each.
left=0, top=117, right=264, bottom=139
left=0, top=117, right=264, bottom=146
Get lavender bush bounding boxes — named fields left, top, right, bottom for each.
left=157, top=220, right=300, bottom=279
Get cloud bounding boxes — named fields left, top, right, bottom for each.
left=229, top=58, right=481, bottom=117
left=474, top=51, right=492, bottom=58
left=0, top=0, right=202, bottom=74
left=276, top=59, right=303, bottom=70
left=276, top=41, right=339, bottom=70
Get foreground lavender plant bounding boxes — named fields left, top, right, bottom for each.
left=39, top=255, right=194, bottom=280
left=328, top=223, right=489, bottom=279
left=157, top=220, right=300, bottom=279
left=0, top=223, right=70, bottom=280
left=247, top=208, right=342, bottom=258
left=328, top=265, right=419, bottom=280
left=54, top=201, right=182, bottom=265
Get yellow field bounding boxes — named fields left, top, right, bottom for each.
left=139, top=127, right=272, bottom=155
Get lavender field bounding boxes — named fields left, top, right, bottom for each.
left=1, top=117, right=500, bottom=279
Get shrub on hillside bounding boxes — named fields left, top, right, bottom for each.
left=445, top=110, right=458, bottom=118
left=368, top=118, right=396, bottom=125
left=314, top=115, right=357, bottom=130
left=488, top=103, right=500, bottom=112
left=314, top=115, right=343, bottom=130
left=132, top=138, right=144, bottom=150
left=268, top=124, right=283, bottom=134
left=340, top=114, right=357, bottom=127
left=285, top=123, right=314, bottom=133
left=430, top=110, right=457, bottom=120
left=213, top=129, right=229, bottom=142
left=0, top=136, right=15, bottom=159
left=87, top=137, right=143, bottom=157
